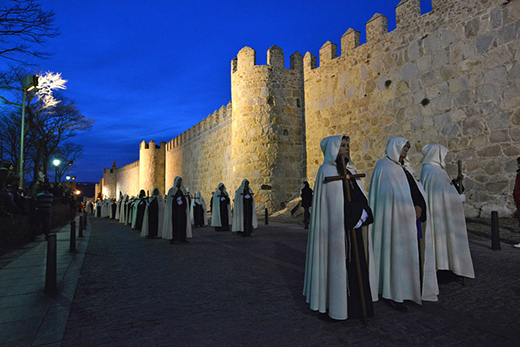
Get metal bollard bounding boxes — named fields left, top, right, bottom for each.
left=79, top=216, right=84, bottom=238
left=265, top=208, right=268, bottom=225
left=45, top=234, right=57, bottom=294
left=70, top=220, right=76, bottom=253
left=491, top=211, right=501, bottom=250
left=83, top=210, right=87, bottom=230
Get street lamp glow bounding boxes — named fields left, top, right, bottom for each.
left=53, top=159, right=61, bottom=167
left=66, top=175, right=71, bottom=181
left=75, top=190, right=81, bottom=195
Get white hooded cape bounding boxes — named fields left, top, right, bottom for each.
left=211, top=183, right=232, bottom=227
left=131, top=191, right=146, bottom=230
left=190, top=191, right=208, bottom=225
left=119, top=195, right=129, bottom=224
left=115, top=193, right=123, bottom=220
left=368, top=137, right=438, bottom=304
left=303, top=135, right=373, bottom=320
left=141, top=188, right=165, bottom=238
left=162, top=177, right=193, bottom=240
left=232, top=179, right=258, bottom=232
left=420, top=144, right=475, bottom=278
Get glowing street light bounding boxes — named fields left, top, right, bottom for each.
left=19, top=75, right=39, bottom=190
left=53, top=159, right=61, bottom=183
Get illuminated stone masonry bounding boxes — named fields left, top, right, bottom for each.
left=98, top=0, right=520, bottom=217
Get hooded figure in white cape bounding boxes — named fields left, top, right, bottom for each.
left=115, top=192, right=123, bottom=220
left=191, top=191, right=208, bottom=227
left=303, top=135, right=375, bottom=321
left=420, top=144, right=475, bottom=279
left=368, top=137, right=438, bottom=306
left=163, top=176, right=192, bottom=242
left=119, top=194, right=129, bottom=223
left=141, top=188, right=165, bottom=238
left=211, top=183, right=231, bottom=231
left=232, top=179, right=258, bottom=235
left=131, top=190, right=147, bottom=230
left=100, top=198, right=110, bottom=218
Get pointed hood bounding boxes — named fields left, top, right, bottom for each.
left=385, top=136, right=409, bottom=164
left=421, top=144, right=448, bottom=169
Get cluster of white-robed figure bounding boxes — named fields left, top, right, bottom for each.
left=304, top=135, right=474, bottom=321
left=98, top=176, right=259, bottom=242
left=211, top=179, right=258, bottom=236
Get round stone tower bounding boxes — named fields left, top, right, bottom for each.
left=139, top=140, right=165, bottom=196
left=231, top=45, right=305, bottom=212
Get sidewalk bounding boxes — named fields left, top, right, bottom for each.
left=0, top=216, right=91, bottom=347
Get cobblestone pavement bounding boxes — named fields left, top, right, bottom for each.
left=60, top=217, right=520, bottom=347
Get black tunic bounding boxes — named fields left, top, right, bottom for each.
left=337, top=159, right=375, bottom=319
left=171, top=189, right=187, bottom=243
left=242, top=188, right=254, bottom=236
left=216, top=193, right=230, bottom=231
left=193, top=203, right=205, bottom=227
left=135, top=199, right=147, bottom=231
left=111, top=202, right=117, bottom=219
left=148, top=197, right=159, bottom=238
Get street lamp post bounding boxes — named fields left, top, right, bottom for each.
left=19, top=75, right=39, bottom=191
left=53, top=159, right=61, bottom=184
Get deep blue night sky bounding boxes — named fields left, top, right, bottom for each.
left=3, top=0, right=432, bottom=183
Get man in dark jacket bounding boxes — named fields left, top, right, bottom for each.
left=301, top=181, right=313, bottom=229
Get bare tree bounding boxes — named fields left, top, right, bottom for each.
left=30, top=92, right=94, bottom=180
left=52, top=142, right=83, bottom=183
left=0, top=0, right=59, bottom=64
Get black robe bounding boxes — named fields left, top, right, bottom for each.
left=148, top=197, right=159, bottom=238
left=171, top=189, right=187, bottom=243
left=134, top=199, right=147, bottom=231
left=193, top=202, right=205, bottom=227
left=111, top=202, right=117, bottom=219
left=242, top=188, right=254, bottom=236
left=337, top=160, right=375, bottom=319
left=216, top=193, right=230, bottom=231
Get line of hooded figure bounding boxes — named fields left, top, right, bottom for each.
left=92, top=177, right=258, bottom=243
left=304, top=135, right=475, bottom=322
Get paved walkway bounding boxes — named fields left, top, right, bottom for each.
left=0, top=217, right=90, bottom=347
left=1, top=215, right=519, bottom=346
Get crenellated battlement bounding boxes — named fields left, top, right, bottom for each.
left=139, top=140, right=165, bottom=151
left=166, top=102, right=232, bottom=151
left=232, top=46, right=304, bottom=72
left=304, top=0, right=439, bottom=72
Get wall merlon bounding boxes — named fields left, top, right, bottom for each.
left=303, top=52, right=317, bottom=73
left=319, top=41, right=338, bottom=64
left=236, top=46, right=256, bottom=72
left=396, top=0, right=421, bottom=27
left=267, top=45, right=284, bottom=68
left=140, top=140, right=148, bottom=150
left=290, top=51, right=303, bottom=71
left=341, top=28, right=361, bottom=55
left=366, top=13, right=388, bottom=43
left=219, top=105, right=227, bottom=119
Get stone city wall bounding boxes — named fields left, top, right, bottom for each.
left=114, top=161, right=140, bottom=198
left=231, top=46, right=306, bottom=211
left=304, top=0, right=520, bottom=217
left=139, top=140, right=165, bottom=196
left=101, top=0, right=519, bottom=217
left=164, top=103, right=233, bottom=203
